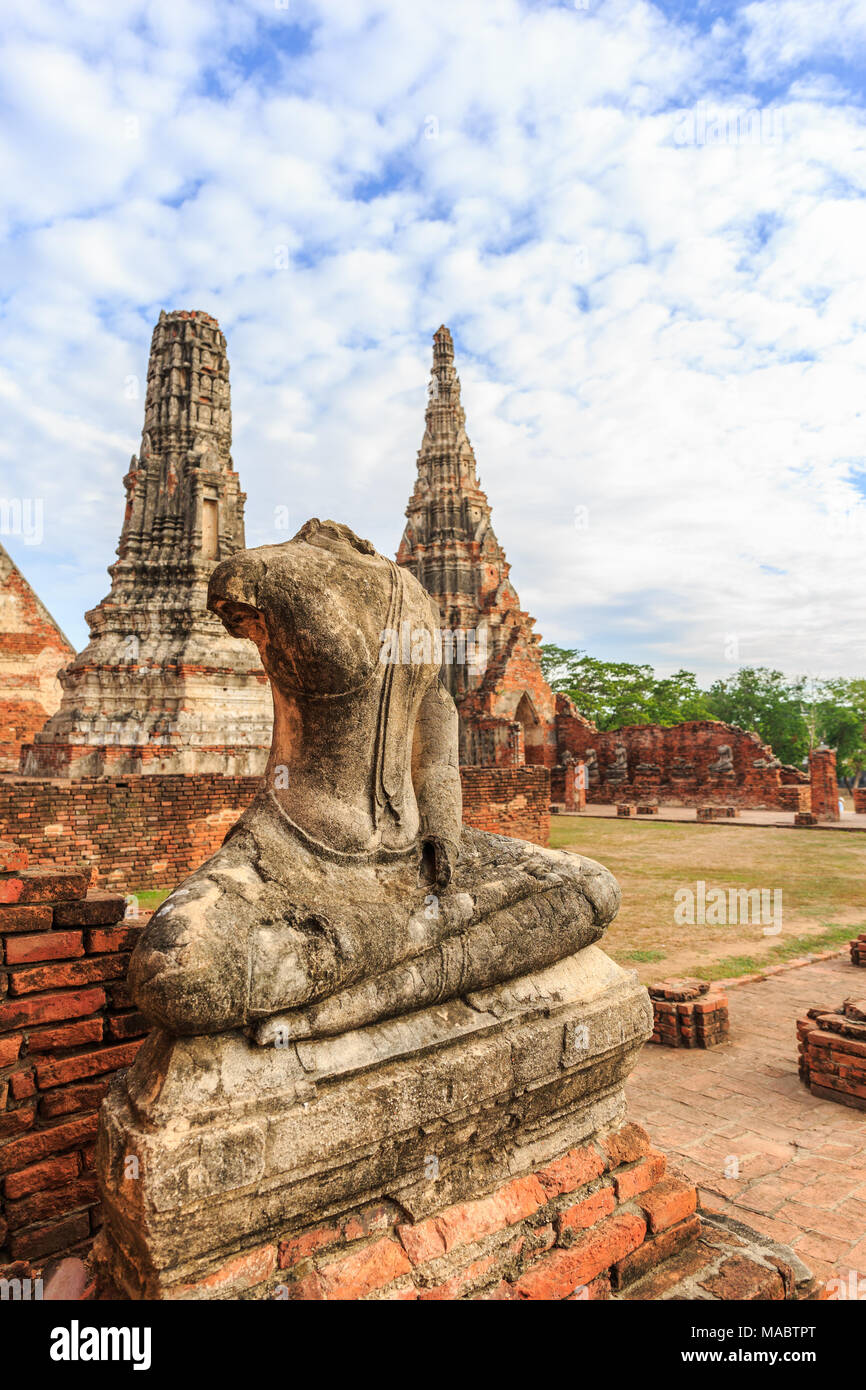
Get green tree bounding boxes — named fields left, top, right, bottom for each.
left=813, top=678, right=866, bottom=785
left=705, top=667, right=808, bottom=766
left=540, top=647, right=711, bottom=730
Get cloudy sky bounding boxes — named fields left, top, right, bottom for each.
left=1, top=0, right=865, bottom=683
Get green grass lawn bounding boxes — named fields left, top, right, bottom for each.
left=550, top=815, right=866, bottom=983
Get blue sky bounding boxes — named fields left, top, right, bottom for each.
left=2, top=0, right=866, bottom=683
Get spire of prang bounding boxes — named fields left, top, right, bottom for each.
left=115, top=310, right=245, bottom=577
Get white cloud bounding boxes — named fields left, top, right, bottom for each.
left=0, top=0, right=864, bottom=686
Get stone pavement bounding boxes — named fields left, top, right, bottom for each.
left=627, top=952, right=866, bottom=1287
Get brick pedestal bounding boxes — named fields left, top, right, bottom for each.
left=853, top=789, right=866, bottom=814
left=648, top=979, right=729, bottom=1048
left=850, top=933, right=866, bottom=967
left=94, top=945, right=817, bottom=1301
left=616, top=805, right=635, bottom=817
left=0, top=844, right=146, bottom=1264
left=798, top=998, right=866, bottom=1110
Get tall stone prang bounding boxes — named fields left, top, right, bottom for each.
left=397, top=326, right=591, bottom=789
left=22, top=311, right=272, bottom=777
left=397, top=329, right=810, bottom=818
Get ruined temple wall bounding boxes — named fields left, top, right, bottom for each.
left=0, top=776, right=260, bottom=890
left=459, top=766, right=550, bottom=846
left=0, top=770, right=549, bottom=890
left=0, top=549, right=74, bottom=773
left=554, top=718, right=807, bottom=810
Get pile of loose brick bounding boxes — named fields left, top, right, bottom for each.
left=648, top=979, right=730, bottom=1049
left=850, top=932, right=866, bottom=967
left=0, top=842, right=146, bottom=1264
left=798, top=998, right=866, bottom=1111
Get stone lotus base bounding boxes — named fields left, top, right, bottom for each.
left=94, top=947, right=818, bottom=1301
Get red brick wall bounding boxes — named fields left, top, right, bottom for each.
left=0, top=771, right=550, bottom=893
left=0, top=551, right=74, bottom=773
left=460, top=766, right=550, bottom=846
left=0, top=851, right=146, bottom=1264
left=555, top=718, right=807, bottom=810
left=0, top=775, right=259, bottom=889
left=809, top=748, right=840, bottom=821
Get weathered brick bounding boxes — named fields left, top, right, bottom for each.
left=0, top=868, right=91, bottom=906
left=613, top=1151, right=667, bottom=1201
left=8, top=1210, right=91, bottom=1261
left=5, top=931, right=84, bottom=964
left=612, top=1215, right=701, bottom=1289
left=168, top=1245, right=277, bottom=1300
left=85, top=925, right=141, bottom=954
left=55, top=894, right=128, bottom=928
left=0, top=903, right=53, bottom=932
left=34, top=1038, right=143, bottom=1089
left=555, top=1186, right=616, bottom=1237
left=105, top=1011, right=148, bottom=1041
left=0, top=1032, right=22, bottom=1066
left=512, top=1211, right=647, bottom=1299
left=0, top=1113, right=99, bottom=1174
left=3, top=1152, right=80, bottom=1201
left=397, top=1173, right=546, bottom=1265
left=536, top=1144, right=605, bottom=1198
left=697, top=1255, right=785, bottom=1301
left=601, top=1122, right=652, bottom=1168
left=290, top=1238, right=412, bottom=1300
left=5, top=1172, right=100, bottom=1229
left=0, top=985, right=106, bottom=1031
left=635, top=1177, right=697, bottom=1233
left=26, top=1017, right=104, bottom=1053
left=40, top=1079, right=111, bottom=1118
left=8, top=953, right=128, bottom=995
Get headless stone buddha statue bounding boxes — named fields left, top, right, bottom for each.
left=128, top=519, right=620, bottom=1042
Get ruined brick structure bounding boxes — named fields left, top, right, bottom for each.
left=809, top=746, right=840, bottom=821
left=648, top=979, right=730, bottom=1049
left=396, top=326, right=588, bottom=811
left=0, top=545, right=74, bottom=773
left=798, top=999, right=866, bottom=1111
left=0, top=845, right=146, bottom=1264
left=21, top=311, right=272, bottom=778
left=556, top=718, right=810, bottom=811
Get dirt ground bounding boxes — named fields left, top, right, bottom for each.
left=550, top=814, right=866, bottom=982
